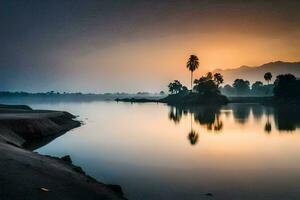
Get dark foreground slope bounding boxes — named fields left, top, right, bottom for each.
left=0, top=105, right=125, bottom=200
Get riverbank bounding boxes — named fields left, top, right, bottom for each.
left=116, top=96, right=276, bottom=105
left=116, top=93, right=228, bottom=105
left=0, top=105, right=126, bottom=200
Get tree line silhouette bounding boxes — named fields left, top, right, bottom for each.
left=221, top=73, right=300, bottom=100
left=221, top=72, right=274, bottom=96
left=167, top=54, right=300, bottom=103
left=165, top=54, right=300, bottom=146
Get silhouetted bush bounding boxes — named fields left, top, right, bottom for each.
left=233, top=79, right=250, bottom=95
left=273, top=74, right=300, bottom=102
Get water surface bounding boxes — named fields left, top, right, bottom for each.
left=25, top=101, right=300, bottom=199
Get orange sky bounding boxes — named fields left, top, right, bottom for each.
left=2, top=0, right=300, bottom=92
left=62, top=31, right=300, bottom=91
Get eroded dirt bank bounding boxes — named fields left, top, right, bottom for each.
left=0, top=105, right=126, bottom=200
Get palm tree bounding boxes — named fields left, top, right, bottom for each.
left=186, top=55, right=199, bottom=91
left=264, top=72, right=272, bottom=85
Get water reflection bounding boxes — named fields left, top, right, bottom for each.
left=274, top=107, right=300, bottom=131
left=188, top=113, right=199, bottom=146
left=31, top=101, right=300, bottom=200
left=188, top=130, right=199, bottom=145
left=169, top=106, right=223, bottom=131
left=231, top=104, right=251, bottom=124
left=208, top=115, right=223, bottom=131
left=168, top=107, right=183, bottom=124
left=169, top=106, right=223, bottom=145
left=252, top=104, right=264, bottom=121
left=168, top=104, right=300, bottom=142
left=265, top=121, right=272, bottom=133
left=193, top=107, right=221, bottom=128
left=264, top=107, right=272, bottom=133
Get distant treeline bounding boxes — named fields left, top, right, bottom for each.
left=166, top=65, right=299, bottom=105
left=220, top=81, right=274, bottom=97
left=0, top=91, right=165, bottom=97
left=220, top=73, right=300, bottom=102
left=219, top=72, right=273, bottom=96
left=0, top=91, right=166, bottom=103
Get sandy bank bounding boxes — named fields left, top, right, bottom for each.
left=0, top=105, right=126, bottom=200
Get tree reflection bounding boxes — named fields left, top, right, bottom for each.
left=193, top=107, right=216, bottom=125
left=188, top=113, right=199, bottom=146
left=211, top=115, right=223, bottom=131
left=168, top=106, right=183, bottom=124
left=274, top=107, right=300, bottom=132
left=252, top=104, right=264, bottom=121
left=265, top=121, right=272, bottom=133
left=192, top=106, right=223, bottom=132
left=231, top=104, right=251, bottom=124
left=188, top=130, right=199, bottom=145
left=264, top=107, right=272, bottom=133
left=168, top=105, right=223, bottom=132
left=168, top=104, right=300, bottom=141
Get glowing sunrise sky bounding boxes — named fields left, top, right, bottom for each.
left=1, top=0, right=300, bottom=92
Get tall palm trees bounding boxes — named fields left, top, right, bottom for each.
left=186, top=55, right=199, bottom=91
left=264, top=72, right=272, bottom=85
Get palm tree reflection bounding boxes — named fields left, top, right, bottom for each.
left=168, top=107, right=184, bottom=124
left=188, top=129, right=199, bottom=145
left=265, top=121, right=272, bottom=133
left=212, top=115, right=223, bottom=131
left=168, top=106, right=223, bottom=132
left=188, top=112, right=199, bottom=146
left=192, top=106, right=223, bottom=133
left=168, top=106, right=224, bottom=146
left=167, top=104, right=300, bottom=142
left=264, top=107, right=272, bottom=133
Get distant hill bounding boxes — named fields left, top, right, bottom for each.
left=213, top=61, right=300, bottom=85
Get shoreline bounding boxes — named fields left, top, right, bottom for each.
left=116, top=96, right=274, bottom=105
left=0, top=104, right=126, bottom=200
